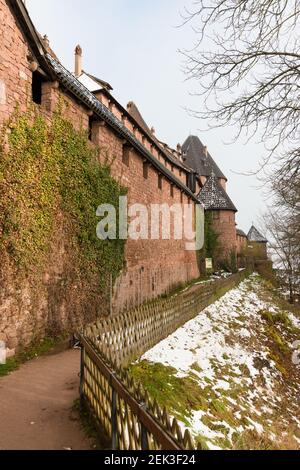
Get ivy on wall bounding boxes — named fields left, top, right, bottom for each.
left=0, top=106, right=126, bottom=289
left=197, top=211, right=219, bottom=273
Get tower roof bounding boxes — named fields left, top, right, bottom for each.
left=182, top=135, right=227, bottom=181
left=247, top=226, right=268, bottom=243
left=198, top=174, right=237, bottom=212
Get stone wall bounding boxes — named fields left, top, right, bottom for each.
left=211, top=210, right=237, bottom=264
left=0, top=0, right=200, bottom=353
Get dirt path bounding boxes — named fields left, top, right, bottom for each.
left=0, top=348, right=92, bottom=450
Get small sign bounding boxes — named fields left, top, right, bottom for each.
left=0, top=341, right=6, bottom=365
left=206, top=258, right=213, bottom=270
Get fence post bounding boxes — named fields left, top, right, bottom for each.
left=140, top=403, right=149, bottom=450
left=110, top=273, right=113, bottom=317
left=79, top=344, right=85, bottom=408
left=141, top=425, right=149, bottom=450
left=111, top=389, right=118, bottom=450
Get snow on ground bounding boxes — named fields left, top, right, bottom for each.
left=132, top=274, right=300, bottom=450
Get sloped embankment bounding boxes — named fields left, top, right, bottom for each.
left=128, top=275, right=300, bottom=450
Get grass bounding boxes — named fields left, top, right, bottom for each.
left=127, top=361, right=205, bottom=425
left=73, top=399, right=109, bottom=450
left=0, top=357, right=20, bottom=377
left=127, top=274, right=300, bottom=450
left=0, top=337, right=61, bottom=377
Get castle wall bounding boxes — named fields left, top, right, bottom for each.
left=0, top=0, right=200, bottom=353
left=237, top=234, right=247, bottom=254
left=211, top=210, right=237, bottom=263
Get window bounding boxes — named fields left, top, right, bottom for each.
left=186, top=173, right=196, bottom=193
left=213, top=212, right=220, bottom=221
left=170, top=184, right=174, bottom=198
left=180, top=192, right=184, bottom=204
left=143, top=162, right=149, bottom=179
left=158, top=175, right=163, bottom=190
left=88, top=116, right=93, bottom=141
left=32, top=71, right=43, bottom=105
left=122, top=144, right=130, bottom=167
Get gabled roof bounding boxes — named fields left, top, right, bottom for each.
left=127, top=101, right=191, bottom=172
left=127, top=101, right=153, bottom=140
left=5, top=0, right=198, bottom=203
left=248, top=226, right=268, bottom=243
left=182, top=135, right=227, bottom=181
left=78, top=71, right=113, bottom=92
left=237, top=229, right=247, bottom=238
left=45, top=55, right=199, bottom=202
left=6, top=0, right=55, bottom=80
left=198, top=174, right=237, bottom=212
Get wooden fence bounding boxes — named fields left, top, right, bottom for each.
left=80, top=270, right=249, bottom=450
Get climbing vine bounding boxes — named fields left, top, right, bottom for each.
left=197, top=211, right=219, bottom=272
left=0, top=106, right=126, bottom=289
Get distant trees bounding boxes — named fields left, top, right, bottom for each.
left=183, top=1, right=300, bottom=297
left=263, top=188, right=300, bottom=302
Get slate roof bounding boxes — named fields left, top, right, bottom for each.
left=236, top=229, right=247, bottom=238
left=127, top=101, right=191, bottom=172
left=247, top=226, right=268, bottom=243
left=44, top=54, right=199, bottom=202
left=182, top=135, right=227, bottom=181
left=198, top=174, right=237, bottom=212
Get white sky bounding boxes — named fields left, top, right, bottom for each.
left=26, top=0, right=271, bottom=233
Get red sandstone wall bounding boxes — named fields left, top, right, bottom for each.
left=0, top=0, right=200, bottom=352
left=93, top=123, right=199, bottom=311
left=237, top=235, right=247, bottom=254
left=0, top=0, right=32, bottom=122
left=211, top=210, right=237, bottom=262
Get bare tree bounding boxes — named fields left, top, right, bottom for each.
left=182, top=0, right=300, bottom=186
left=263, top=200, right=300, bottom=303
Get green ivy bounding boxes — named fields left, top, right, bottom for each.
left=197, top=212, right=219, bottom=271
left=0, top=107, right=126, bottom=289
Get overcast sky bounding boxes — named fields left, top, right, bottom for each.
left=26, top=0, right=270, bottom=233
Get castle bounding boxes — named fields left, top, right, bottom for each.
left=0, top=0, right=267, bottom=354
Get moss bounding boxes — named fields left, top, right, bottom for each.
left=73, top=399, right=109, bottom=450
left=260, top=310, right=294, bottom=330
left=191, top=362, right=202, bottom=373
left=127, top=361, right=206, bottom=424
left=195, top=435, right=210, bottom=450
left=210, top=398, right=238, bottom=427
left=212, top=436, right=232, bottom=449
left=267, top=327, right=289, bottom=354
left=268, top=351, right=287, bottom=376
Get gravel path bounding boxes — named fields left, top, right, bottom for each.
left=0, top=348, right=92, bottom=450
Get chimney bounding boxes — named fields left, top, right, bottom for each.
left=204, top=146, right=208, bottom=158
left=75, top=45, right=82, bottom=77
left=42, top=35, right=50, bottom=50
